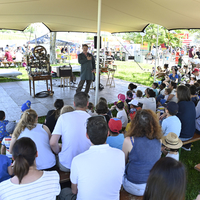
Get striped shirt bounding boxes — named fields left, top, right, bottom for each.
left=1, top=136, right=12, bottom=159
left=0, top=171, right=60, bottom=200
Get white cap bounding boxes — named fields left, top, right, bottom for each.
left=128, top=99, right=138, bottom=106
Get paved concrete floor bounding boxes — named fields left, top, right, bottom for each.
left=0, top=76, right=147, bottom=121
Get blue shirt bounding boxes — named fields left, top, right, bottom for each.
left=0, top=120, right=9, bottom=142
left=162, top=116, right=181, bottom=137
left=169, top=74, right=179, bottom=82
left=0, top=155, right=11, bottom=183
left=153, top=88, right=158, bottom=97
left=177, top=101, right=196, bottom=139
left=106, top=134, right=124, bottom=150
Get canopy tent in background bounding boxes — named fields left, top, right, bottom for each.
left=27, top=34, right=77, bottom=46
left=0, top=0, right=200, bottom=33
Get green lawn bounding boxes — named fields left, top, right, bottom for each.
left=0, top=61, right=155, bottom=86
left=111, top=61, right=155, bottom=87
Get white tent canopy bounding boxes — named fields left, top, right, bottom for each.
left=0, top=0, right=200, bottom=33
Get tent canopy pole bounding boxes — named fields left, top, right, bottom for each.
left=95, top=0, right=102, bottom=105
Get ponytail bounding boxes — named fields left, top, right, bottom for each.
left=12, top=137, right=37, bottom=184
left=13, top=109, right=37, bottom=139
left=14, top=155, right=29, bottom=184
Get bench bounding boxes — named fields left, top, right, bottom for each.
left=56, top=167, right=70, bottom=183
left=194, top=163, right=200, bottom=172
left=120, top=189, right=143, bottom=200
left=182, top=133, right=200, bottom=145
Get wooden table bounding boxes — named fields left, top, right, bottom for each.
left=29, top=75, right=53, bottom=97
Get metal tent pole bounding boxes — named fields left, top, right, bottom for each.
left=154, top=25, right=159, bottom=82
left=95, top=0, right=102, bottom=105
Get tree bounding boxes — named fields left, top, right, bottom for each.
left=123, top=24, right=183, bottom=48
left=50, top=32, right=57, bottom=64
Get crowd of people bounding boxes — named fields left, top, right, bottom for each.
left=1, top=43, right=200, bottom=199
left=0, top=74, right=199, bottom=199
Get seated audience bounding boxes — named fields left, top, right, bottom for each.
left=10, top=109, right=56, bottom=170
left=116, top=101, right=128, bottom=128
left=122, top=109, right=162, bottom=196
left=59, top=116, right=125, bottom=200
left=87, top=102, right=97, bottom=117
left=0, top=154, right=12, bottom=183
left=138, top=88, right=156, bottom=112
left=128, top=83, right=137, bottom=98
left=0, top=137, right=60, bottom=199
left=152, top=82, right=159, bottom=97
left=126, top=91, right=133, bottom=110
left=164, top=66, right=179, bottom=84
left=167, top=81, right=178, bottom=103
left=99, top=97, right=112, bottom=118
left=1, top=132, right=12, bottom=159
left=190, top=85, right=199, bottom=106
left=45, top=99, right=64, bottom=133
left=128, top=99, right=141, bottom=120
left=162, top=132, right=183, bottom=161
left=176, top=85, right=196, bottom=151
left=143, top=157, right=186, bottom=200
left=60, top=105, right=74, bottom=115
left=161, top=102, right=181, bottom=137
left=0, top=111, right=9, bottom=143
left=106, top=118, right=124, bottom=150
left=189, top=74, right=196, bottom=85
left=159, top=88, right=171, bottom=105
left=96, top=101, right=110, bottom=123
left=50, top=92, right=91, bottom=172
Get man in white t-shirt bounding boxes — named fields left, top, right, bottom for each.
left=59, top=116, right=125, bottom=200
left=50, top=92, right=91, bottom=172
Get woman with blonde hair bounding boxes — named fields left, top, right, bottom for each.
left=122, top=109, right=162, bottom=196
left=10, top=109, right=56, bottom=170
left=0, top=137, right=60, bottom=199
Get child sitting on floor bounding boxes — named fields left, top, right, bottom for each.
left=128, top=83, right=137, bottom=98
left=160, top=88, right=171, bottom=105
left=152, top=82, right=159, bottom=97
left=1, top=132, right=12, bottom=159
left=162, top=132, right=183, bottom=161
left=189, top=74, right=196, bottom=85
left=106, top=118, right=124, bottom=150
left=128, top=99, right=141, bottom=120
left=116, top=101, right=128, bottom=128
left=0, top=154, right=13, bottom=182
left=190, top=85, right=199, bottom=106
left=160, top=102, right=181, bottom=137
left=0, top=111, right=9, bottom=143
left=126, top=91, right=133, bottom=111
left=60, top=105, right=74, bottom=115
left=86, top=102, right=97, bottom=117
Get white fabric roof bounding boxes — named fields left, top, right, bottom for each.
left=0, top=0, right=200, bottom=33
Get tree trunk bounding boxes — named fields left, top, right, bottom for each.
left=50, top=32, right=57, bottom=64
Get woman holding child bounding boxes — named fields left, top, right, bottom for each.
left=10, top=109, right=56, bottom=170
left=122, top=109, right=162, bottom=196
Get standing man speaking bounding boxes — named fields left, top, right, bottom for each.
left=76, top=44, right=96, bottom=96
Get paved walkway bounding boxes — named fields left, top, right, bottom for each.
left=0, top=76, right=147, bottom=121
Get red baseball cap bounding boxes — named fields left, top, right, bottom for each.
left=192, top=68, right=199, bottom=73
left=108, top=118, right=122, bottom=133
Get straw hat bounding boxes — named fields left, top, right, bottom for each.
left=162, top=132, right=183, bottom=149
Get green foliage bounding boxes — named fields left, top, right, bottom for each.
left=24, top=24, right=36, bottom=34
left=123, top=24, right=183, bottom=48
